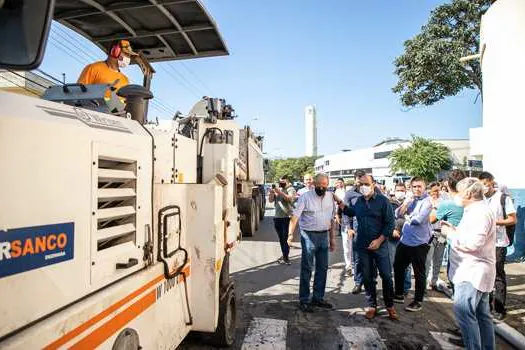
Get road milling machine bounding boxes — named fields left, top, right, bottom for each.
left=0, top=0, right=265, bottom=348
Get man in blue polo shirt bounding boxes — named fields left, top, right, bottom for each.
left=393, top=177, right=433, bottom=312
left=339, top=174, right=398, bottom=320
left=288, top=173, right=336, bottom=313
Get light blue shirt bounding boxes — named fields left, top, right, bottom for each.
left=396, top=194, right=433, bottom=247
left=293, top=190, right=336, bottom=231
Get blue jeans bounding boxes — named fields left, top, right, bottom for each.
left=388, top=240, right=411, bottom=293
left=352, top=234, right=363, bottom=285
left=358, top=242, right=394, bottom=308
left=453, top=282, right=495, bottom=350
left=299, top=230, right=329, bottom=303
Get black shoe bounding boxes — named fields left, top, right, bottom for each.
left=393, top=295, right=405, bottom=304
left=311, top=299, right=333, bottom=309
left=446, top=327, right=462, bottom=338
left=299, top=302, right=314, bottom=313
left=405, top=300, right=422, bottom=312
left=448, top=337, right=465, bottom=347
left=351, top=284, right=363, bottom=295
left=493, top=312, right=506, bottom=321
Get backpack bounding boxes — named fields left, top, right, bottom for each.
left=501, top=193, right=516, bottom=245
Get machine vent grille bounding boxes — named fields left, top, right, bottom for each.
left=96, top=158, right=137, bottom=251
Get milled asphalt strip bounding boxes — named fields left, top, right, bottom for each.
left=241, top=317, right=287, bottom=350
left=338, top=326, right=387, bottom=350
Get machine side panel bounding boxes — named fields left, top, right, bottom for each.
left=0, top=93, right=152, bottom=338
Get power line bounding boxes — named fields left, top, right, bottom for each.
left=180, top=62, right=215, bottom=96
left=160, top=64, right=201, bottom=98
left=48, top=38, right=87, bottom=66
left=50, top=28, right=98, bottom=63
left=52, top=24, right=104, bottom=59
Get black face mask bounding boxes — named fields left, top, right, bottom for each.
left=315, top=186, right=327, bottom=196
left=279, top=182, right=286, bottom=188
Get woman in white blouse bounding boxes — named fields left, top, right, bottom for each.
left=441, top=178, right=496, bottom=350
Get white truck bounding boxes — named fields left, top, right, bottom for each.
left=0, top=0, right=264, bottom=348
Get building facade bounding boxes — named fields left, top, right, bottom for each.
left=314, top=138, right=470, bottom=187
left=468, top=0, right=525, bottom=259
left=304, top=105, right=317, bottom=157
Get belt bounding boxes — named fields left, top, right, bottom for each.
left=304, top=230, right=329, bottom=234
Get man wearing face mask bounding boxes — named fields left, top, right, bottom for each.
left=297, top=173, right=314, bottom=196
left=388, top=182, right=412, bottom=295
left=338, top=174, right=398, bottom=320
left=269, top=175, right=297, bottom=265
left=478, top=172, right=516, bottom=321
left=287, top=173, right=336, bottom=312
left=340, top=170, right=366, bottom=292
left=393, top=177, right=433, bottom=312
left=441, top=178, right=496, bottom=350
left=77, top=40, right=137, bottom=92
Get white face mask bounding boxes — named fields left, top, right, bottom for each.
left=482, top=185, right=490, bottom=195
left=118, top=55, right=130, bottom=68
left=360, top=185, right=372, bottom=196
left=394, top=191, right=405, bottom=200
left=453, top=195, right=464, bottom=207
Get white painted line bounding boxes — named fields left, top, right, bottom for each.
left=241, top=317, right=287, bottom=350
left=338, top=326, right=386, bottom=350
left=429, top=332, right=463, bottom=350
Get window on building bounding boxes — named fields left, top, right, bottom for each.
left=373, top=151, right=392, bottom=159
left=325, top=160, right=330, bottom=166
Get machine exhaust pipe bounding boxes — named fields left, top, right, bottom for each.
left=117, top=84, right=154, bottom=124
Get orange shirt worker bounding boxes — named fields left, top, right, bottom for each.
left=77, top=40, right=138, bottom=91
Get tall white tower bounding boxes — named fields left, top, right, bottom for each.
left=304, top=105, right=317, bottom=157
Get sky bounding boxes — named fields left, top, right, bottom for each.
left=39, top=0, right=482, bottom=159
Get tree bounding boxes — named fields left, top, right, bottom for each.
left=389, top=136, right=452, bottom=182
left=392, top=0, right=493, bottom=107
left=267, top=156, right=317, bottom=183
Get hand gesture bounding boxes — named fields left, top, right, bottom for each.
left=392, top=229, right=400, bottom=239
left=347, top=229, right=355, bottom=239
left=367, top=238, right=382, bottom=251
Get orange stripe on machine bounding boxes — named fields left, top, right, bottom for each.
left=44, top=263, right=190, bottom=349
left=69, top=290, right=157, bottom=349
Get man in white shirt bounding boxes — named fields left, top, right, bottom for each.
left=442, top=178, right=496, bottom=350
left=297, top=173, right=314, bottom=196
left=479, top=172, right=517, bottom=320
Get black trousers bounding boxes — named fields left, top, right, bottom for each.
left=273, top=217, right=290, bottom=260
left=394, top=242, right=430, bottom=302
left=490, top=247, right=507, bottom=313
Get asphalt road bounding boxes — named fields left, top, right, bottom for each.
left=180, top=204, right=519, bottom=349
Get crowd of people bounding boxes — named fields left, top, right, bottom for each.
left=268, top=169, right=517, bottom=350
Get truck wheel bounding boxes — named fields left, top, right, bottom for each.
left=210, top=287, right=236, bottom=347
left=259, top=193, right=265, bottom=220
left=241, top=199, right=256, bottom=236
left=254, top=203, right=260, bottom=231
